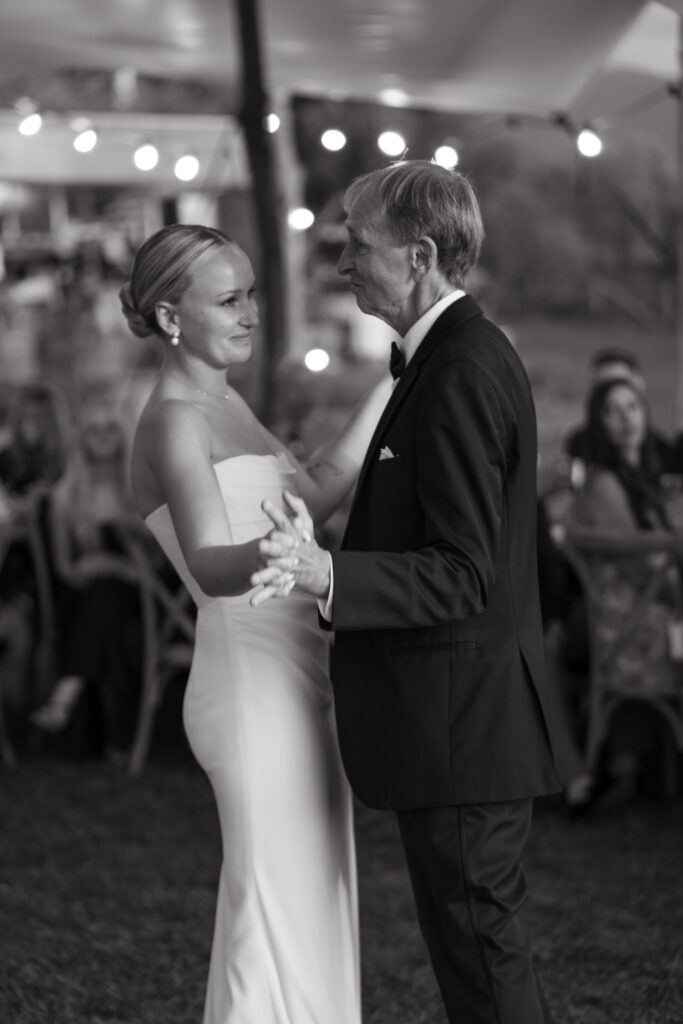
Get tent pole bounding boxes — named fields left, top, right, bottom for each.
left=676, top=13, right=683, bottom=428
left=234, top=0, right=286, bottom=427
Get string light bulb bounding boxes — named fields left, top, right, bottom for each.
left=288, top=208, right=315, bottom=231
left=576, top=128, right=603, bottom=158
left=133, top=142, right=159, bottom=171
left=174, top=154, right=200, bottom=181
left=18, top=112, right=42, bottom=136
left=377, top=131, right=406, bottom=157
left=73, top=128, right=98, bottom=153
left=321, top=129, right=347, bottom=152
left=434, top=144, right=459, bottom=168
left=379, top=88, right=408, bottom=108
left=304, top=349, right=330, bottom=372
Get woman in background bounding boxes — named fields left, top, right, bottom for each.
left=0, top=382, right=69, bottom=498
left=570, top=376, right=677, bottom=811
left=0, top=382, right=71, bottom=733
left=31, top=394, right=141, bottom=759
left=576, top=376, right=670, bottom=531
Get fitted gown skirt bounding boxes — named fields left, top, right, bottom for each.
left=183, top=591, right=360, bottom=1024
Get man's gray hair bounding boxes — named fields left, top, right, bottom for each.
left=345, top=160, right=484, bottom=287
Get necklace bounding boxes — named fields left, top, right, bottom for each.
left=194, top=387, right=233, bottom=401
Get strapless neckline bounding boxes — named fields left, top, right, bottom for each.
left=144, top=451, right=289, bottom=523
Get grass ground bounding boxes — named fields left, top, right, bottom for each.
left=2, top=317, right=682, bottom=1023
left=1, top=748, right=682, bottom=1024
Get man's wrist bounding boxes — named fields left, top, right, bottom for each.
left=312, top=548, right=332, bottom=597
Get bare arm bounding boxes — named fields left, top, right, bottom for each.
left=277, top=373, right=393, bottom=524
left=573, top=469, right=638, bottom=530
left=138, top=404, right=295, bottom=598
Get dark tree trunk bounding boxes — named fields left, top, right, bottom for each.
left=233, top=0, right=286, bottom=427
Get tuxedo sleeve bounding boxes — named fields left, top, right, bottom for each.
left=330, top=358, right=509, bottom=630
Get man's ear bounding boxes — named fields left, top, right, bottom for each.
left=155, top=302, right=179, bottom=336
left=411, top=236, right=438, bottom=278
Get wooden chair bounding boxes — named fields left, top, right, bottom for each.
left=0, top=498, right=57, bottom=768
left=0, top=524, right=19, bottom=768
left=110, top=519, right=195, bottom=777
left=563, top=527, right=683, bottom=792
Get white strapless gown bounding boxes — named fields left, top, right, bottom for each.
left=145, top=454, right=361, bottom=1024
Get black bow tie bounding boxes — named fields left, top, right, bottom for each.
left=389, top=341, right=406, bottom=380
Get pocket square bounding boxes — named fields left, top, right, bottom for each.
left=379, top=446, right=398, bottom=461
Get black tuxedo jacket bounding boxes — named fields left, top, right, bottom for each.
left=328, top=296, right=560, bottom=809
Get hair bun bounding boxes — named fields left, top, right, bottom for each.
left=118, top=281, right=155, bottom=339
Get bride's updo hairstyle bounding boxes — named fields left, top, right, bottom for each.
left=119, top=223, right=237, bottom=340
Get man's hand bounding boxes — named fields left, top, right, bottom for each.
left=250, top=490, right=331, bottom=606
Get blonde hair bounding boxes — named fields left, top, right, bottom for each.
left=54, top=394, right=132, bottom=551
left=344, top=161, right=484, bottom=287
left=119, top=223, right=237, bottom=340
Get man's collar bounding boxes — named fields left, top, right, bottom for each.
left=399, top=290, right=465, bottom=368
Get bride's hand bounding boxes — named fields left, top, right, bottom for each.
left=251, top=491, right=330, bottom=601
left=250, top=529, right=299, bottom=606
left=250, top=568, right=297, bottom=606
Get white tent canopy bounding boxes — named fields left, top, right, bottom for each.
left=0, top=0, right=676, bottom=117
left=0, top=1, right=679, bottom=185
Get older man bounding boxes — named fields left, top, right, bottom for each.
left=255, top=160, right=559, bottom=1024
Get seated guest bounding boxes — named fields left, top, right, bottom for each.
left=0, top=382, right=70, bottom=498
left=0, top=383, right=71, bottom=719
left=31, top=394, right=141, bottom=760
left=575, top=376, right=669, bottom=529
left=569, top=376, right=677, bottom=811
left=564, top=348, right=673, bottom=473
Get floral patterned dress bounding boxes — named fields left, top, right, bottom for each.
left=572, top=467, right=683, bottom=696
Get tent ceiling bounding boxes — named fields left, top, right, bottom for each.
left=0, top=0, right=672, bottom=118
left=0, top=1, right=678, bottom=186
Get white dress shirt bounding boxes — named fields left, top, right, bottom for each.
left=319, top=289, right=466, bottom=620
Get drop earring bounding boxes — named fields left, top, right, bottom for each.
left=170, top=330, right=180, bottom=347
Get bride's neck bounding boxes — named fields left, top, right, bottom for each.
left=161, top=354, right=232, bottom=398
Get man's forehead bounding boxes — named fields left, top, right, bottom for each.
left=344, top=182, right=380, bottom=218
left=344, top=199, right=384, bottom=238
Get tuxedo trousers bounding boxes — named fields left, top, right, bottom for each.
left=396, top=799, right=553, bottom=1024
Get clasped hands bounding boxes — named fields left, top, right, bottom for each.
left=250, top=490, right=330, bottom=607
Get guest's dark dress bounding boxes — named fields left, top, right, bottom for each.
left=54, top=523, right=141, bottom=755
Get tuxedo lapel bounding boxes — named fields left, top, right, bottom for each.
left=351, top=356, right=419, bottom=504
left=347, top=295, right=483, bottom=519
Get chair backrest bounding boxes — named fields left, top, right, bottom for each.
left=108, top=516, right=195, bottom=776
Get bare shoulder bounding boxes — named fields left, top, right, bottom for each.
left=583, top=467, right=623, bottom=500
left=578, top=467, right=634, bottom=528
left=131, top=396, right=211, bottom=516
left=134, top=395, right=208, bottom=458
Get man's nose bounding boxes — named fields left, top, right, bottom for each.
left=337, top=244, right=352, bottom=276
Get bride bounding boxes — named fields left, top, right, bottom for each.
left=120, top=223, right=391, bottom=1024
